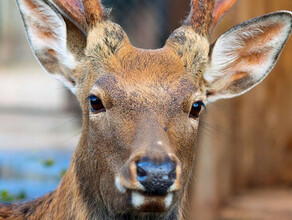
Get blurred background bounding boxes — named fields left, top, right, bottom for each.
left=0, top=0, right=292, bottom=219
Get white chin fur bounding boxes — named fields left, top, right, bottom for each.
left=165, top=193, right=173, bottom=208
left=131, top=192, right=173, bottom=209
left=131, top=192, right=145, bottom=208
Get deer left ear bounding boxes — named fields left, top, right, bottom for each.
left=17, top=0, right=86, bottom=94
left=204, top=11, right=292, bottom=103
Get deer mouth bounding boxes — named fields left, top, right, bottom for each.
left=114, top=154, right=182, bottom=212
left=115, top=176, right=178, bottom=212
left=131, top=191, right=174, bottom=212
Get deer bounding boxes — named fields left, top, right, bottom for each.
left=0, top=0, right=291, bottom=219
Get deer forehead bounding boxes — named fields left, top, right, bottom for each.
left=91, top=73, right=199, bottom=102
left=85, top=21, right=210, bottom=86
left=85, top=57, right=205, bottom=113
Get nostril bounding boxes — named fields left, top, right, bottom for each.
left=168, top=168, right=176, bottom=180
left=137, top=164, right=147, bottom=178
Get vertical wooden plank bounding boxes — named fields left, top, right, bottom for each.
left=192, top=0, right=292, bottom=218
left=230, top=0, right=292, bottom=189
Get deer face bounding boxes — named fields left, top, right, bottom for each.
left=17, top=0, right=292, bottom=217
left=73, top=22, right=210, bottom=213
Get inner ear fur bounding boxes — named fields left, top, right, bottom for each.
left=204, top=11, right=292, bottom=103
left=17, top=0, right=86, bottom=93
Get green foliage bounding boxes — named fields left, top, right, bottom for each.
left=42, top=158, right=55, bottom=167
left=0, top=190, right=27, bottom=202
left=59, top=169, right=67, bottom=178
left=30, top=153, right=55, bottom=167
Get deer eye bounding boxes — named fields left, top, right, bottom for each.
left=190, top=101, right=205, bottom=118
left=88, top=95, right=105, bottom=113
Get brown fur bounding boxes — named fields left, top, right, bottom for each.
left=186, top=0, right=238, bottom=35
left=186, top=0, right=215, bottom=35
left=0, top=18, right=208, bottom=219
left=83, top=0, right=106, bottom=26
left=52, top=0, right=88, bottom=33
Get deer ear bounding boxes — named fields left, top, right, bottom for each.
left=17, top=0, right=84, bottom=93
left=204, top=11, right=292, bottom=103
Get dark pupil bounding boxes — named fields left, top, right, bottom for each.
left=90, top=96, right=104, bottom=112
left=190, top=101, right=203, bottom=118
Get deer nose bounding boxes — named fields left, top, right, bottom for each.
left=136, top=157, right=177, bottom=195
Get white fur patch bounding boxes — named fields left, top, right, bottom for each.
left=157, top=141, right=163, bottom=146
left=131, top=192, right=145, bottom=208
left=115, top=177, right=126, bottom=193
left=165, top=193, right=173, bottom=208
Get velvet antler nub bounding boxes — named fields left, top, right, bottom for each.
left=185, top=0, right=238, bottom=35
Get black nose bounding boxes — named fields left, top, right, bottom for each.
left=136, top=157, right=177, bottom=195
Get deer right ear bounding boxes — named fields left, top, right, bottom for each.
left=204, top=11, right=292, bottom=103
left=16, top=0, right=86, bottom=93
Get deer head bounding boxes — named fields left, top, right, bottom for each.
left=16, top=0, right=292, bottom=218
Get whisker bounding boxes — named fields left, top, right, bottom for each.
left=57, top=130, right=82, bottom=148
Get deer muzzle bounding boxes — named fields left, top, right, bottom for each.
left=115, top=149, right=182, bottom=211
